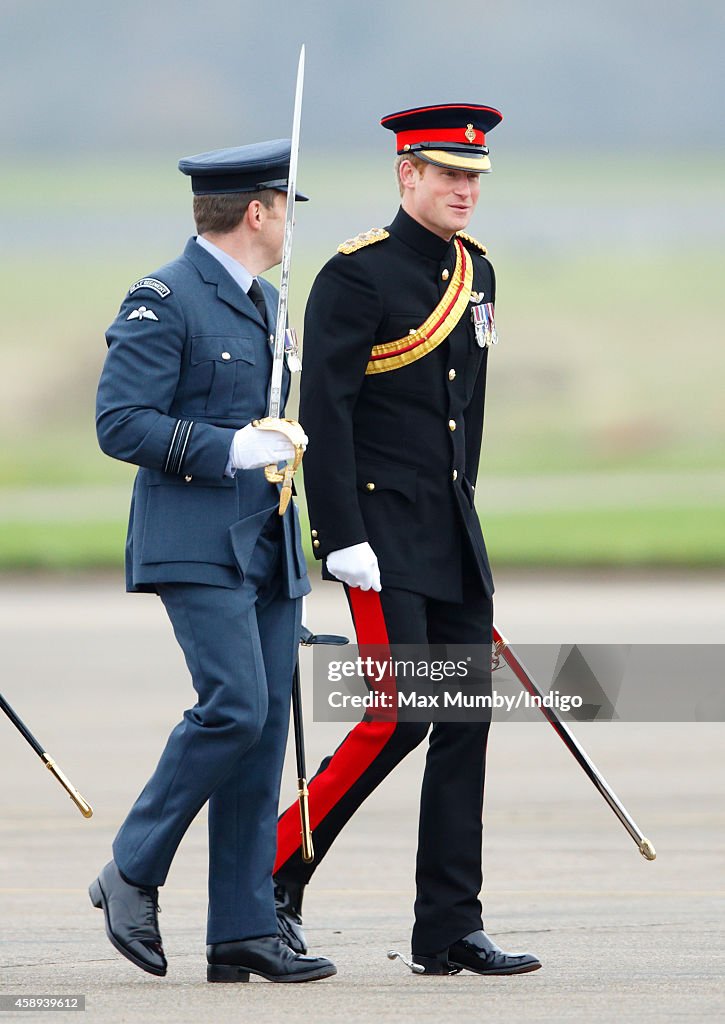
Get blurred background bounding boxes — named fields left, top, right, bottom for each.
left=1, top=0, right=723, bottom=571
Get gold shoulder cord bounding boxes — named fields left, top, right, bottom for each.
left=455, top=230, right=488, bottom=255
left=338, top=228, right=390, bottom=254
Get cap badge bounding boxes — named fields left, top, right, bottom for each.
left=464, top=123, right=476, bottom=143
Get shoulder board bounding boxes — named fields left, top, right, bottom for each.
left=456, top=231, right=487, bottom=255
left=337, top=228, right=390, bottom=255
left=128, top=277, right=172, bottom=299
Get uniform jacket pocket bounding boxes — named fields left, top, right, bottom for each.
left=140, top=480, right=238, bottom=565
left=355, top=457, right=417, bottom=502
left=190, top=334, right=256, bottom=417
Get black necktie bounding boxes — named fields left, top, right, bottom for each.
left=248, top=279, right=267, bottom=327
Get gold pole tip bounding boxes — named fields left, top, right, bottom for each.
left=639, top=838, right=656, bottom=861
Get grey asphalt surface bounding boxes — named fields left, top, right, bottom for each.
left=0, top=572, right=723, bottom=1023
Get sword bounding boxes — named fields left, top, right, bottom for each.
left=295, top=625, right=350, bottom=863
left=253, top=44, right=307, bottom=516
left=492, top=626, right=656, bottom=861
left=1, top=691, right=93, bottom=818
left=291, top=658, right=313, bottom=863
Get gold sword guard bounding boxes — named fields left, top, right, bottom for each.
left=252, top=417, right=306, bottom=515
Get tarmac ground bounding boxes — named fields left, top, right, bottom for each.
left=0, top=571, right=723, bottom=1023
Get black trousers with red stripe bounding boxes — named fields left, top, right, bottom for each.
left=275, top=574, right=493, bottom=955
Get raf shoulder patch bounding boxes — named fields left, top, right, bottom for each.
left=127, top=305, right=159, bottom=322
left=456, top=231, right=488, bottom=255
left=129, top=277, right=172, bottom=299
left=337, top=228, right=390, bottom=255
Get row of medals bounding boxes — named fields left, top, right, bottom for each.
left=471, top=300, right=498, bottom=348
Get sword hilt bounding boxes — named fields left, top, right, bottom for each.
left=253, top=417, right=306, bottom=515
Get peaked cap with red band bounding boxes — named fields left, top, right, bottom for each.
left=381, top=103, right=503, bottom=173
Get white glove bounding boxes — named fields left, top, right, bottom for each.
left=230, top=422, right=307, bottom=471
left=326, top=542, right=381, bottom=592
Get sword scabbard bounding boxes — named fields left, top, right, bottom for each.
left=298, top=777, right=314, bottom=863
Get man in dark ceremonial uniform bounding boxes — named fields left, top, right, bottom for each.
left=90, top=141, right=335, bottom=984
left=274, top=105, right=541, bottom=976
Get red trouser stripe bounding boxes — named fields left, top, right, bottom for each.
left=274, top=588, right=398, bottom=872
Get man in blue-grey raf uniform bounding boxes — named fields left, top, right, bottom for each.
left=91, top=141, right=336, bottom=985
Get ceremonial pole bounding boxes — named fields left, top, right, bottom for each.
left=493, top=626, right=656, bottom=860
left=1, top=692, right=93, bottom=818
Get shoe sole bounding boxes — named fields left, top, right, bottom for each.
left=450, top=959, right=542, bottom=976
left=89, top=878, right=167, bottom=978
left=207, top=963, right=337, bottom=984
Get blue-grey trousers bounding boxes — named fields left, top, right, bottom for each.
left=113, top=515, right=301, bottom=943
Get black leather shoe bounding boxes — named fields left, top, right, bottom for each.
left=206, top=936, right=336, bottom=983
left=274, top=879, right=308, bottom=954
left=89, top=860, right=167, bottom=977
left=415, top=930, right=541, bottom=976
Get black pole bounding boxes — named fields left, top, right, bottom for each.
left=1, top=691, right=93, bottom=818
left=492, top=627, right=655, bottom=860
left=0, top=692, right=45, bottom=757
left=291, top=657, right=314, bottom=863
left=291, top=627, right=350, bottom=863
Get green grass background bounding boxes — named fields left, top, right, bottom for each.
left=1, top=153, right=723, bottom=569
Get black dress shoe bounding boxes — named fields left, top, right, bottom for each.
left=274, top=879, right=308, bottom=954
left=206, top=935, right=336, bottom=983
left=89, top=861, right=167, bottom=977
left=415, top=930, right=541, bottom=976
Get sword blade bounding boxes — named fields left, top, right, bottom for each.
left=268, top=44, right=305, bottom=419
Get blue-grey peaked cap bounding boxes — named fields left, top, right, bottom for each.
left=178, top=138, right=308, bottom=200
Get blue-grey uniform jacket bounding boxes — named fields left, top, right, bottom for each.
left=96, top=237, right=309, bottom=598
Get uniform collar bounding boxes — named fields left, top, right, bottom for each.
left=388, top=206, right=454, bottom=261
left=183, top=238, right=268, bottom=327
left=195, top=235, right=255, bottom=294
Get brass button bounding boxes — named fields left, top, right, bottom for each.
left=403, top=144, right=411, bottom=152
left=448, top=419, right=456, bottom=431
left=448, top=368, right=456, bottom=381
left=366, top=482, right=376, bottom=491
left=184, top=474, right=193, bottom=483
left=313, top=539, right=320, bottom=549
left=311, top=529, right=318, bottom=538
left=221, top=351, right=231, bottom=361
left=452, top=469, right=458, bottom=481
left=441, top=268, right=450, bottom=281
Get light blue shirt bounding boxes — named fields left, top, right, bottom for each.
left=195, top=236, right=258, bottom=478
left=196, top=235, right=255, bottom=295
